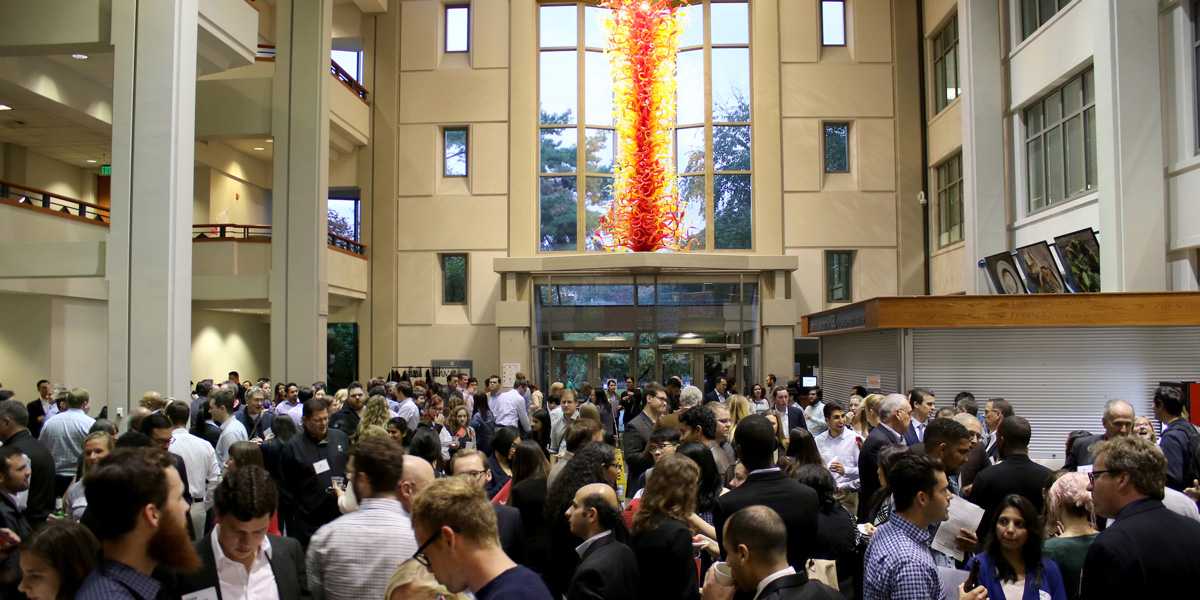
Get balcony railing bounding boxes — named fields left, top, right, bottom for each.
left=193, top=223, right=273, bottom=240
left=192, top=223, right=366, bottom=258
left=255, top=45, right=369, bottom=104
left=0, top=178, right=110, bottom=226
left=328, top=232, right=367, bottom=257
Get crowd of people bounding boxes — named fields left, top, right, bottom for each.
left=1, top=373, right=1200, bottom=600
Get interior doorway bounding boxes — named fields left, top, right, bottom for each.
left=548, top=344, right=749, bottom=395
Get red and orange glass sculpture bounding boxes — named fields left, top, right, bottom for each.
left=596, top=0, right=689, bottom=252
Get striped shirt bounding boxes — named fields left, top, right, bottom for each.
left=306, top=497, right=416, bottom=600
left=38, top=408, right=94, bottom=477
left=863, top=513, right=945, bottom=600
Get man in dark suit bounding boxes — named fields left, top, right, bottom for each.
left=857, top=394, right=911, bottom=522
left=1079, top=435, right=1200, bottom=599
left=703, top=506, right=839, bottom=600
left=715, top=415, right=818, bottom=570
left=960, top=398, right=1014, bottom=489
left=566, top=483, right=639, bottom=600
left=770, top=387, right=806, bottom=436
left=705, top=377, right=730, bottom=405
left=968, top=416, right=1051, bottom=538
left=0, top=399, right=56, bottom=526
left=164, top=465, right=311, bottom=599
left=902, top=388, right=936, bottom=446
left=1064, top=398, right=1134, bottom=472
left=26, top=380, right=55, bottom=439
left=623, top=382, right=668, bottom=496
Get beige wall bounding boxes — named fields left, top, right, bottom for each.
left=0, top=293, right=108, bottom=411
left=191, top=309, right=271, bottom=385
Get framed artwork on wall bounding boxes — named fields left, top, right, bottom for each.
left=984, top=251, right=1028, bottom=294
left=1015, top=241, right=1068, bottom=293
left=1053, top=228, right=1101, bottom=292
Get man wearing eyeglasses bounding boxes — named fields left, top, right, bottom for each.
left=411, top=477, right=552, bottom=600
left=1079, top=435, right=1200, bottom=599
left=281, top=398, right=350, bottom=550
left=305, top=437, right=407, bottom=600
left=623, top=382, right=669, bottom=497
left=449, top=449, right=528, bottom=566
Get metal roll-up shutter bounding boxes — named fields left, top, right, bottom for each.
left=818, top=330, right=902, bottom=399
left=911, top=326, right=1200, bottom=460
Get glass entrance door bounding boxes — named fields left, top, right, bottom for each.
left=553, top=351, right=590, bottom=391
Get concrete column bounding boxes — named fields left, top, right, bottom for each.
left=1092, top=0, right=1167, bottom=292
left=365, top=1, right=400, bottom=380
left=107, top=0, right=199, bottom=407
left=270, top=0, right=332, bottom=384
left=958, top=0, right=1007, bottom=294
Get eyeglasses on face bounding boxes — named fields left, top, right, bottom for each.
left=412, top=527, right=445, bottom=567
left=1088, top=469, right=1118, bottom=484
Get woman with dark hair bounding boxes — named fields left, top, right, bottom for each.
left=866, top=444, right=912, bottom=527
left=749, top=383, right=770, bottom=414
left=17, top=520, right=100, bottom=600
left=592, top=389, right=616, bottom=444
left=542, top=442, right=618, bottom=599
left=524, top=409, right=552, bottom=458
left=225, top=440, right=266, bottom=471
left=260, top=414, right=297, bottom=487
left=272, top=382, right=288, bottom=411
left=792, top=464, right=857, bottom=593
left=508, top=440, right=551, bottom=573
left=676, top=441, right=725, bottom=575
left=407, top=426, right=446, bottom=473
left=387, top=416, right=409, bottom=450
left=965, top=494, right=1067, bottom=600
left=469, top=391, right=496, bottom=456
left=630, top=453, right=702, bottom=600
left=781, top=426, right=825, bottom=474
left=488, top=426, right=521, bottom=499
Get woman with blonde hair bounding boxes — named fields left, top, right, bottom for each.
left=852, top=393, right=884, bottom=437
left=727, top=394, right=753, bottom=436
left=762, top=409, right=789, bottom=464
left=330, top=388, right=348, bottom=414
left=631, top=453, right=702, bottom=600
left=577, top=401, right=601, bottom=424
left=386, top=558, right=469, bottom=600
left=356, top=395, right=390, bottom=439
left=63, top=431, right=113, bottom=521
left=446, top=404, right=476, bottom=453
left=1133, top=416, right=1157, bottom=443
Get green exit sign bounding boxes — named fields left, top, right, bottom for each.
left=100, top=165, right=111, bottom=175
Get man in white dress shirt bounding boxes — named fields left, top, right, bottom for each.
left=211, top=389, right=249, bottom=466
left=166, top=402, right=222, bottom=539
left=813, top=401, right=861, bottom=516
left=493, top=378, right=531, bottom=433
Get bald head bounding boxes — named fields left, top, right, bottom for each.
left=128, top=406, right=152, bottom=432
left=577, top=482, right=618, bottom=508
left=139, top=391, right=165, bottom=411
left=568, top=482, right=624, bottom=539
left=399, top=455, right=436, bottom=512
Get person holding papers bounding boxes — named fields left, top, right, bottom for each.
left=964, top=494, right=1067, bottom=600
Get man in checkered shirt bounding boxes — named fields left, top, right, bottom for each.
left=863, top=454, right=952, bottom=600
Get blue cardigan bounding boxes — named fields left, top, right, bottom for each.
left=965, top=553, right=1067, bottom=600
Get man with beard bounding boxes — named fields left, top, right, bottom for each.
left=329, top=382, right=366, bottom=435
left=76, top=447, right=201, bottom=600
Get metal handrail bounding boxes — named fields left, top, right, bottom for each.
left=192, top=223, right=273, bottom=239
left=328, top=231, right=367, bottom=256
left=0, top=178, right=110, bottom=224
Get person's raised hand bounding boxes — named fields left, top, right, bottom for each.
left=958, top=583, right=988, bottom=600
left=1184, top=479, right=1200, bottom=502
left=701, top=563, right=736, bottom=600
left=955, top=528, right=979, bottom=552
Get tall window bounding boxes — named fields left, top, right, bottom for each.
left=936, top=154, right=963, bottom=247
left=446, top=6, right=469, bottom=52
left=332, top=48, right=362, bottom=83
left=932, top=16, right=959, bottom=113
left=824, top=123, right=849, bottom=172
left=821, top=1, right=846, bottom=46
left=827, top=251, right=852, bottom=302
left=1021, top=0, right=1072, bottom=41
left=328, top=192, right=360, bottom=242
left=442, top=254, right=468, bottom=304
left=1025, top=68, right=1096, bottom=212
left=538, top=1, right=752, bottom=252
left=444, top=128, right=467, bottom=177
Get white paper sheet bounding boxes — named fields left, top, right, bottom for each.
left=932, top=494, right=985, bottom=561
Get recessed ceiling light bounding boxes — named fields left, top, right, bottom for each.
left=253, top=147, right=265, bottom=151
left=86, top=159, right=97, bottom=163
left=0, top=104, right=11, bottom=111
left=71, top=53, right=88, bottom=60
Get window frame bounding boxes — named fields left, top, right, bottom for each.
left=1023, top=68, right=1096, bottom=214
left=821, top=1, right=847, bottom=47
left=443, top=126, right=468, bottom=178
left=935, top=153, right=963, bottom=248
left=823, top=122, right=850, bottom=173
left=932, top=15, right=959, bottom=114
left=826, top=250, right=853, bottom=303
left=440, top=253, right=469, bottom=305
left=445, top=5, right=470, bottom=54
left=1020, top=0, right=1073, bottom=41
left=536, top=0, right=753, bottom=252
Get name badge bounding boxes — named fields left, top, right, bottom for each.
left=183, top=588, right=219, bottom=600
left=313, top=459, right=330, bottom=474
left=1078, top=464, right=1093, bottom=474
left=263, top=428, right=273, bottom=438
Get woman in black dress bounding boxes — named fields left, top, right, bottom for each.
left=631, top=453, right=702, bottom=600
left=508, top=439, right=551, bottom=573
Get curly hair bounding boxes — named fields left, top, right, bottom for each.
left=544, top=442, right=616, bottom=522
left=357, top=395, right=391, bottom=437
left=632, top=453, right=699, bottom=536
left=214, top=464, right=277, bottom=522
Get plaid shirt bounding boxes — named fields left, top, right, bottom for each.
left=864, top=513, right=945, bottom=600
left=306, top=497, right=416, bottom=600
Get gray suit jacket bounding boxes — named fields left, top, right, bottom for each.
left=163, top=532, right=311, bottom=599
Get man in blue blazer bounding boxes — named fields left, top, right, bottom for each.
left=163, top=465, right=311, bottom=599
left=771, top=388, right=806, bottom=436
left=1080, top=435, right=1200, bottom=599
